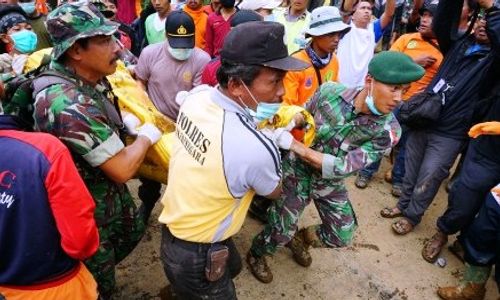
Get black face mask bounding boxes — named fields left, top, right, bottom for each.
left=220, top=0, right=235, bottom=8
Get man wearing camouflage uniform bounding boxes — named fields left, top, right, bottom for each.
left=247, top=51, right=425, bottom=283
left=32, top=3, right=162, bottom=299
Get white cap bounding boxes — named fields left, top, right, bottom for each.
left=305, top=6, right=351, bottom=37
left=238, top=0, right=281, bottom=11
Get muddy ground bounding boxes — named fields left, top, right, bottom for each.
left=115, top=159, right=499, bottom=300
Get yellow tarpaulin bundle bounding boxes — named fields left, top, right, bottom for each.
left=25, top=49, right=175, bottom=184
left=258, top=105, right=316, bottom=147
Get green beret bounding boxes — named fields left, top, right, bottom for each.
left=368, top=51, right=425, bottom=85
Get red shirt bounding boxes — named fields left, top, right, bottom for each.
left=204, top=11, right=234, bottom=58
left=201, top=57, right=221, bottom=86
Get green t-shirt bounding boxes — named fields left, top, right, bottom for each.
left=145, top=13, right=166, bottom=45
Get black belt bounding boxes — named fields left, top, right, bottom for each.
left=164, top=226, right=229, bottom=252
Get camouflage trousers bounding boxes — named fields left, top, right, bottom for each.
left=250, top=152, right=357, bottom=258
left=84, top=188, right=146, bottom=299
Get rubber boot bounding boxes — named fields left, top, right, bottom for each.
left=286, top=228, right=312, bottom=267
left=437, top=263, right=491, bottom=300
left=303, top=225, right=328, bottom=248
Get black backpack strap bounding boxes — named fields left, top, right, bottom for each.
left=313, top=65, right=323, bottom=86
left=32, top=71, right=75, bottom=97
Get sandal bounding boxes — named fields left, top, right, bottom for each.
left=448, top=239, right=465, bottom=263
left=391, top=218, right=414, bottom=235
left=380, top=207, right=402, bottom=218
left=422, top=231, right=448, bottom=263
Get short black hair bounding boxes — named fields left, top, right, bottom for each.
left=216, top=60, right=263, bottom=89
left=58, top=37, right=91, bottom=63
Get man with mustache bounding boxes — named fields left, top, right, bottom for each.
left=32, top=3, right=162, bottom=299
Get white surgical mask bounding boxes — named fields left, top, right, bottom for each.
left=167, top=46, right=193, bottom=61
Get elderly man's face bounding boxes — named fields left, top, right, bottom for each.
left=238, top=67, right=286, bottom=110
left=71, top=35, right=121, bottom=78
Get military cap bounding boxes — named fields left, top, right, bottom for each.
left=46, top=2, right=119, bottom=60
left=368, top=51, right=425, bottom=85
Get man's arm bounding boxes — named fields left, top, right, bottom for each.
left=287, top=127, right=400, bottom=180
left=264, top=183, right=283, bottom=200
left=99, top=135, right=153, bottom=183
left=409, top=0, right=425, bottom=24
left=136, top=77, right=148, bottom=92
left=46, top=146, right=99, bottom=260
left=432, top=0, right=464, bottom=55
left=482, top=0, right=500, bottom=56
left=379, top=0, right=396, bottom=29
left=340, top=0, right=355, bottom=22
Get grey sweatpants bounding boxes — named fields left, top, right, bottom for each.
left=397, top=130, right=464, bottom=225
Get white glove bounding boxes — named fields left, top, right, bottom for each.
left=138, top=123, right=162, bottom=144
left=175, top=85, right=213, bottom=106
left=175, top=90, right=189, bottom=106
left=261, top=127, right=294, bottom=150
left=284, top=119, right=297, bottom=131
left=12, top=54, right=28, bottom=75
left=122, top=112, right=141, bottom=135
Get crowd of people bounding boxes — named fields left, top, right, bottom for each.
left=0, top=0, right=498, bottom=299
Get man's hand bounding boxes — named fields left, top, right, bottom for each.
left=137, top=123, right=162, bottom=145
left=413, top=54, right=437, bottom=68
left=261, top=127, right=294, bottom=150
left=468, top=122, right=500, bottom=138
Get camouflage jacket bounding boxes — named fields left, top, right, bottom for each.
left=33, top=60, right=128, bottom=226
left=306, top=82, right=401, bottom=180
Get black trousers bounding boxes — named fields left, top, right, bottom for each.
left=463, top=192, right=500, bottom=292
left=437, top=140, right=500, bottom=235
left=160, top=227, right=242, bottom=300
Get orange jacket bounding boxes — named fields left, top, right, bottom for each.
left=283, top=49, right=339, bottom=106
left=184, top=6, right=209, bottom=50
left=390, top=33, right=443, bottom=100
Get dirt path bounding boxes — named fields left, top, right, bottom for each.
left=116, top=160, right=498, bottom=299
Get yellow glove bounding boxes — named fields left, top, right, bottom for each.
left=491, top=186, right=500, bottom=198
left=468, top=121, right=500, bottom=138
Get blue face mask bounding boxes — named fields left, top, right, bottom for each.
left=365, top=82, right=383, bottom=116
left=10, top=30, right=38, bottom=54
left=167, top=46, right=193, bottom=61
left=263, top=14, right=275, bottom=22
left=19, top=1, right=36, bottom=15
left=241, top=81, right=281, bottom=122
